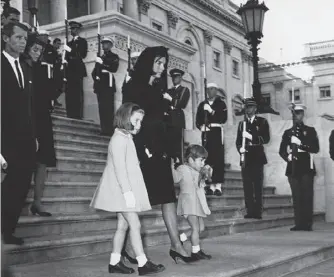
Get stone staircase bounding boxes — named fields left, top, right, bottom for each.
left=4, top=107, right=324, bottom=267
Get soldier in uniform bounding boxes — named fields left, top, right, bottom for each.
left=65, top=21, right=88, bottom=119
left=196, top=83, right=227, bottom=196
left=236, top=98, right=270, bottom=219
left=121, top=51, right=141, bottom=104
left=92, top=36, right=119, bottom=136
left=279, top=104, right=319, bottom=231
left=164, top=68, right=190, bottom=165
left=52, top=38, right=63, bottom=107
left=330, top=130, right=334, bottom=161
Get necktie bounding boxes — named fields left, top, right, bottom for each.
left=14, top=60, right=23, bottom=89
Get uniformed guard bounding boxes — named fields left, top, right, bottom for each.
left=196, top=83, right=227, bottom=196
left=121, top=51, right=141, bottom=104
left=330, top=129, right=334, bottom=161
left=65, top=21, right=88, bottom=119
left=279, top=104, right=319, bottom=231
left=92, top=36, right=119, bottom=136
left=236, top=98, right=270, bottom=219
left=52, top=37, right=63, bottom=107
left=164, top=68, right=190, bottom=165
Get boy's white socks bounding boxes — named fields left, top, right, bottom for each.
left=136, top=255, right=148, bottom=267
left=215, top=183, right=222, bottom=191
left=110, top=253, right=121, bottom=265
left=192, top=245, right=200, bottom=253
left=180, top=233, right=187, bottom=242
left=210, top=184, right=215, bottom=192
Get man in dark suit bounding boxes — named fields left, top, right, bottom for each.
left=92, top=36, right=119, bottom=136
left=1, top=6, right=20, bottom=49
left=330, top=130, right=334, bottom=161
left=65, top=21, right=88, bottom=119
left=279, top=104, right=319, bottom=231
left=236, top=98, right=270, bottom=219
left=1, top=22, right=37, bottom=245
left=164, top=68, right=190, bottom=165
left=196, top=83, right=227, bottom=196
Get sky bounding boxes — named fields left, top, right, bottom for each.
left=232, top=0, right=334, bottom=64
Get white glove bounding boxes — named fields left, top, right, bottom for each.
left=239, top=147, right=246, bottom=154
left=203, top=104, right=213, bottom=113
left=242, top=131, right=252, bottom=140
left=163, top=93, right=172, bottom=101
left=145, top=148, right=152, bottom=158
left=36, top=139, right=39, bottom=152
left=0, top=154, right=8, bottom=170
left=200, top=125, right=210, bottom=132
left=63, top=44, right=71, bottom=52
left=123, top=191, right=136, bottom=208
left=288, top=154, right=292, bottom=161
left=291, top=136, right=301, bottom=146
left=96, top=57, right=103, bottom=64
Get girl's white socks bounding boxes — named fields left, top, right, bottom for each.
left=192, top=245, right=200, bottom=253
left=136, top=255, right=148, bottom=267
left=110, top=253, right=121, bottom=266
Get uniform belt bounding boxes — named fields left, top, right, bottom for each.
left=101, top=69, right=113, bottom=87
left=297, top=149, right=306, bottom=152
left=295, top=149, right=314, bottom=169
left=207, top=124, right=224, bottom=144
left=41, top=62, right=53, bottom=79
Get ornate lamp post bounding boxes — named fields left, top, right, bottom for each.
left=28, top=0, right=38, bottom=31
left=237, top=0, right=279, bottom=114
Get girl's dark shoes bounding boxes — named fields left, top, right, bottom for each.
left=191, top=250, right=212, bottom=260
left=169, top=249, right=198, bottom=263
left=121, top=250, right=138, bottom=264
left=138, top=261, right=165, bottom=276
left=30, top=205, right=52, bottom=217
left=108, top=262, right=135, bottom=274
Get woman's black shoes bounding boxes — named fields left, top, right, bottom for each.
left=169, top=249, right=198, bottom=263
left=30, top=205, right=52, bottom=217
left=121, top=250, right=138, bottom=264
left=191, top=250, right=212, bottom=260
left=108, top=262, right=135, bottom=274
left=138, top=261, right=165, bottom=276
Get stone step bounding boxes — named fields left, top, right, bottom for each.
left=55, top=138, right=108, bottom=152
left=21, top=195, right=291, bottom=215
left=55, top=146, right=107, bottom=160
left=27, top=181, right=276, bottom=198
left=52, top=116, right=101, bottom=134
left=51, top=107, right=66, bottom=116
left=54, top=129, right=110, bottom=144
left=7, top=213, right=325, bottom=266
left=9, top=219, right=331, bottom=277
left=16, top=203, right=292, bottom=238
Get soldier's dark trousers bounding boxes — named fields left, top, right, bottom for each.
left=288, top=174, right=314, bottom=228
left=66, top=77, right=83, bottom=119
left=241, top=164, right=263, bottom=216
left=97, top=90, right=114, bottom=136
left=166, top=126, right=184, bottom=163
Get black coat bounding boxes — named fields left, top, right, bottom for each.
left=196, top=96, right=227, bottom=129
left=92, top=50, right=119, bottom=94
left=66, top=36, right=88, bottom=78
left=279, top=123, right=319, bottom=176
left=1, top=53, right=36, bottom=169
left=236, top=116, right=270, bottom=166
left=330, top=130, right=334, bottom=161
left=165, top=85, right=190, bottom=129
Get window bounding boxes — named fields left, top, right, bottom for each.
left=117, top=3, right=124, bottom=14
left=185, top=39, right=192, bottom=46
left=232, top=60, right=239, bottom=77
left=289, top=89, right=301, bottom=102
left=262, top=93, right=271, bottom=106
left=319, top=86, right=331, bottom=98
left=213, top=51, right=221, bottom=68
left=152, top=22, right=163, bottom=31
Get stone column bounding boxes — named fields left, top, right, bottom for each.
left=90, top=0, right=105, bottom=14
left=123, top=0, right=139, bottom=20
left=50, top=0, right=67, bottom=23
left=223, top=40, right=233, bottom=125
left=203, top=30, right=212, bottom=102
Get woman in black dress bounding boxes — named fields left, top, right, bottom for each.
left=123, top=46, right=194, bottom=263
left=23, top=32, right=56, bottom=217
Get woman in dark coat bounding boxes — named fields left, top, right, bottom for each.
left=22, top=32, right=56, bottom=217
left=123, top=46, right=195, bottom=263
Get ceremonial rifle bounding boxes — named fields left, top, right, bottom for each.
left=240, top=83, right=247, bottom=168
left=290, top=85, right=297, bottom=176
left=127, top=35, right=131, bottom=76
left=61, top=19, right=69, bottom=93
left=203, top=64, right=208, bottom=148
left=95, top=21, right=102, bottom=83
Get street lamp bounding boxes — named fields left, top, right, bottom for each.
left=28, top=0, right=38, bottom=31
left=237, top=0, right=279, bottom=114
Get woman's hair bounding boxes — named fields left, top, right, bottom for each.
left=131, top=46, right=169, bottom=89
left=24, top=32, right=45, bottom=57
left=114, top=102, right=145, bottom=131
left=185, top=144, right=208, bottom=161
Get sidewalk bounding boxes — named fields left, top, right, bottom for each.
left=11, top=222, right=334, bottom=277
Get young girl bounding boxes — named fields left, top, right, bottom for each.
left=90, top=103, right=165, bottom=275
left=173, top=144, right=213, bottom=261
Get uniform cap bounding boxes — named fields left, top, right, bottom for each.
left=169, top=68, right=185, bottom=77
left=207, top=83, right=218, bottom=89
left=244, top=97, right=257, bottom=107
left=130, top=51, right=141, bottom=58
left=69, top=21, right=82, bottom=29
left=289, top=103, right=306, bottom=111
left=101, top=36, right=114, bottom=44
left=38, top=29, right=49, bottom=35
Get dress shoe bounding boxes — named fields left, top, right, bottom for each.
left=108, top=262, right=135, bottom=274
left=214, top=189, right=222, bottom=196
left=301, top=226, right=313, bottom=231
left=244, top=214, right=253, bottom=219
left=3, top=235, right=24, bottom=245
left=206, top=188, right=214, bottom=196
left=30, top=205, right=52, bottom=217
left=290, top=226, right=302, bottom=231
left=169, top=249, right=198, bottom=263
left=138, top=261, right=165, bottom=276
left=253, top=215, right=262, bottom=219
left=191, top=250, right=212, bottom=260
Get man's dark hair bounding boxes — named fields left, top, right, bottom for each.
left=2, top=7, right=20, bottom=18
left=53, top=38, right=61, bottom=44
left=2, top=22, right=28, bottom=38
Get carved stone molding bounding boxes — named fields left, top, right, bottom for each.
left=273, top=81, right=284, bottom=91
left=241, top=50, right=252, bottom=63
left=87, top=34, right=189, bottom=72
left=223, top=40, right=232, bottom=55
left=138, top=0, right=152, bottom=15
left=203, top=30, right=213, bottom=46
left=167, top=10, right=179, bottom=29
